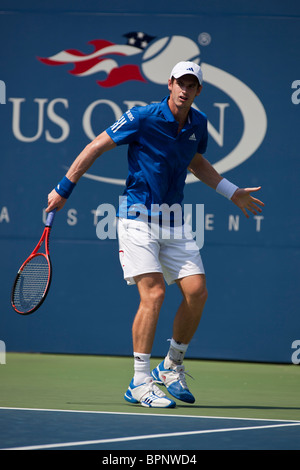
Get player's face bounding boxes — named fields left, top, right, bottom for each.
left=168, top=75, right=202, bottom=110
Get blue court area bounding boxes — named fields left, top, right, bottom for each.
left=1, top=407, right=300, bottom=451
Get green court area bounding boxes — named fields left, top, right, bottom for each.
left=0, top=353, right=299, bottom=421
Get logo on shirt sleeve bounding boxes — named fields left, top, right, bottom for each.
left=110, top=110, right=135, bottom=133
left=110, top=115, right=127, bottom=133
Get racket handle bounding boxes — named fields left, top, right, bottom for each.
left=45, top=208, right=57, bottom=227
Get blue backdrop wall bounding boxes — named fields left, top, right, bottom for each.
left=1, top=1, right=300, bottom=363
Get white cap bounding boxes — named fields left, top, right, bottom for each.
left=170, top=61, right=203, bottom=85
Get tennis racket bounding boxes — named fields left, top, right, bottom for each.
left=11, top=209, right=56, bottom=315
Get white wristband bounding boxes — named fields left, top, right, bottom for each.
left=216, top=178, right=239, bottom=200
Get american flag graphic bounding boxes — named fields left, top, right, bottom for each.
left=38, top=32, right=156, bottom=87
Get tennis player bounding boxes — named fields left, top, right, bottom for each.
left=46, top=61, right=264, bottom=408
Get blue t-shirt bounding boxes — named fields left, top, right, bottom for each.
left=106, top=96, right=208, bottom=220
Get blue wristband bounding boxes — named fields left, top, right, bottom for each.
left=55, top=176, right=76, bottom=199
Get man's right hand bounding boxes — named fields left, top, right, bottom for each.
left=46, top=189, right=67, bottom=213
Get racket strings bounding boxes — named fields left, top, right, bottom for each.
left=12, top=255, right=50, bottom=313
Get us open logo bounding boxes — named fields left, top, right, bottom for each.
left=37, top=32, right=268, bottom=184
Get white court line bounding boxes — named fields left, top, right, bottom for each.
left=1, top=406, right=300, bottom=423
left=3, top=422, right=300, bottom=450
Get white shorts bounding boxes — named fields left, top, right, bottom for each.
left=117, top=218, right=205, bottom=285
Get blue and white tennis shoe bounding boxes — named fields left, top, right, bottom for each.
left=151, top=359, right=195, bottom=404
left=124, top=377, right=176, bottom=408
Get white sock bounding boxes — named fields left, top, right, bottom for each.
left=133, top=352, right=151, bottom=386
left=166, top=338, right=189, bottom=366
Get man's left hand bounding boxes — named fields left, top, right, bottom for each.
left=231, top=187, right=264, bottom=218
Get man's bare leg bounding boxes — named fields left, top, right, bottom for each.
left=151, top=274, right=208, bottom=403
left=131, top=272, right=165, bottom=385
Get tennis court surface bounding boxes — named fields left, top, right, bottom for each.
left=1, top=354, right=299, bottom=450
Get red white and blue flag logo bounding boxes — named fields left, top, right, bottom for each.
left=37, top=32, right=267, bottom=180
left=38, top=32, right=156, bottom=87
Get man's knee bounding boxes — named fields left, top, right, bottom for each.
left=147, top=282, right=166, bottom=306
left=136, top=273, right=166, bottom=306
left=189, top=284, right=208, bottom=306
left=179, top=274, right=208, bottom=306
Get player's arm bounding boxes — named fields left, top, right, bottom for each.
left=46, top=131, right=116, bottom=212
left=188, top=152, right=222, bottom=189
left=188, top=152, right=264, bottom=218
